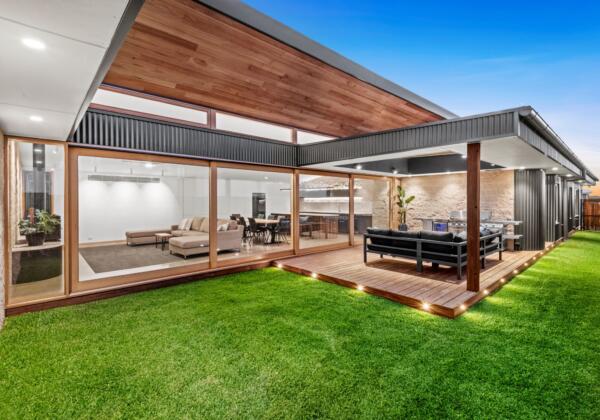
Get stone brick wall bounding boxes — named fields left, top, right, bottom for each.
left=392, top=170, right=514, bottom=231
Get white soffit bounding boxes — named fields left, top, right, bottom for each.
left=0, top=0, right=129, bottom=140
left=308, top=137, right=577, bottom=177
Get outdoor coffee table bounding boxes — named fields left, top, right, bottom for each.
left=155, top=233, right=173, bottom=251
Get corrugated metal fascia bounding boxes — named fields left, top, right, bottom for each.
left=518, top=121, right=580, bottom=175
left=298, top=110, right=517, bottom=166
left=72, top=109, right=296, bottom=167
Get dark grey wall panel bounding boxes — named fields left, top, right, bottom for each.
left=561, top=177, right=570, bottom=238
left=299, top=110, right=517, bottom=166
left=545, top=174, right=561, bottom=242
left=515, top=169, right=546, bottom=250
left=72, top=109, right=297, bottom=167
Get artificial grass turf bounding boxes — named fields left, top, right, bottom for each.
left=0, top=232, right=599, bottom=419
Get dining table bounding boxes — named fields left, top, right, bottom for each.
left=254, top=218, right=280, bottom=244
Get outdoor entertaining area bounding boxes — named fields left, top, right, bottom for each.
left=276, top=244, right=549, bottom=318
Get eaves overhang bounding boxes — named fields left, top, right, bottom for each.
left=195, top=0, right=457, bottom=120
left=298, top=107, right=595, bottom=180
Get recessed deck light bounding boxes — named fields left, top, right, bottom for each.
left=461, top=154, right=466, bottom=159
left=460, top=304, right=466, bottom=310
left=357, top=285, right=364, bottom=291
left=483, top=289, right=489, bottom=295
left=566, top=174, right=572, bottom=177
left=355, top=164, right=362, bottom=170
left=552, top=167, right=558, bottom=171
left=22, top=38, right=46, bottom=50
left=144, top=162, right=154, bottom=168
left=422, top=302, right=430, bottom=310
left=29, top=115, right=43, bottom=122
left=392, top=169, right=398, bottom=175
left=518, top=166, right=525, bottom=170
left=311, top=272, right=317, bottom=278
left=264, top=176, right=269, bottom=180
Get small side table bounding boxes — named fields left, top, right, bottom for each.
left=155, top=233, right=172, bottom=251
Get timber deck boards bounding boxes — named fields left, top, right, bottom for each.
left=275, top=245, right=547, bottom=318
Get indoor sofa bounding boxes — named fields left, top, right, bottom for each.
left=363, top=228, right=503, bottom=280
left=124, top=216, right=243, bottom=257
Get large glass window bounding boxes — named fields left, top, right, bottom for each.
left=299, top=174, right=350, bottom=249
left=7, top=140, right=65, bottom=304
left=353, top=178, right=390, bottom=241
left=215, top=113, right=292, bottom=142
left=217, top=168, right=292, bottom=262
left=77, top=156, right=209, bottom=282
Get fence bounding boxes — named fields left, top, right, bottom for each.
left=583, top=199, right=600, bottom=231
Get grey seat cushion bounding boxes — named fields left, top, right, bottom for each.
left=390, top=230, right=420, bottom=250
left=366, top=228, right=391, bottom=246
left=421, top=231, right=456, bottom=254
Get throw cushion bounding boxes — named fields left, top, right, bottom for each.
left=454, top=231, right=467, bottom=243
left=178, top=218, right=190, bottom=230
left=217, top=223, right=229, bottom=232
left=227, top=220, right=238, bottom=231
left=199, top=217, right=211, bottom=233
left=191, top=217, right=204, bottom=231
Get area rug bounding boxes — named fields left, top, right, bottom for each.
left=79, top=244, right=202, bottom=273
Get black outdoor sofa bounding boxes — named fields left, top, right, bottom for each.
left=363, top=228, right=503, bottom=280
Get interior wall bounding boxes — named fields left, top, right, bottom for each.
left=394, top=170, right=515, bottom=230
left=217, top=178, right=291, bottom=218
left=79, top=175, right=208, bottom=243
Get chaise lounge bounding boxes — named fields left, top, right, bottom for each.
left=363, top=228, right=503, bottom=280
left=124, top=216, right=243, bottom=258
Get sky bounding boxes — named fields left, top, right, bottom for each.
left=244, top=0, right=600, bottom=181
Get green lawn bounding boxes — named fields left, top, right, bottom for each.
left=1, top=232, right=599, bottom=419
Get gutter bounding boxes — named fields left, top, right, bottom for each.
left=518, top=107, right=598, bottom=181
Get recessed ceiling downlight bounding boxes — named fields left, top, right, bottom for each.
left=22, top=38, right=46, bottom=51
left=29, top=115, right=43, bottom=122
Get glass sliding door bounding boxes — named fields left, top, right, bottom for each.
left=299, top=173, right=350, bottom=249
left=353, top=177, right=390, bottom=242
left=6, top=140, right=65, bottom=304
left=76, top=154, right=209, bottom=283
left=217, top=166, right=293, bottom=262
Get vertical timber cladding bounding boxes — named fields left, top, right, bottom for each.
left=514, top=169, right=547, bottom=250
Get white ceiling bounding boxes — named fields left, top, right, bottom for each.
left=0, top=0, right=129, bottom=140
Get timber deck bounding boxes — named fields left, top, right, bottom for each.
left=275, top=244, right=555, bottom=318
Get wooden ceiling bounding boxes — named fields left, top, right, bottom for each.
left=104, top=0, right=443, bottom=137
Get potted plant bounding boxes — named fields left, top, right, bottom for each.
left=18, top=210, right=60, bottom=247
left=395, top=185, right=415, bottom=231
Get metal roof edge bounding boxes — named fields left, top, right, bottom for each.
left=195, top=0, right=457, bottom=120
left=518, top=108, right=597, bottom=181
